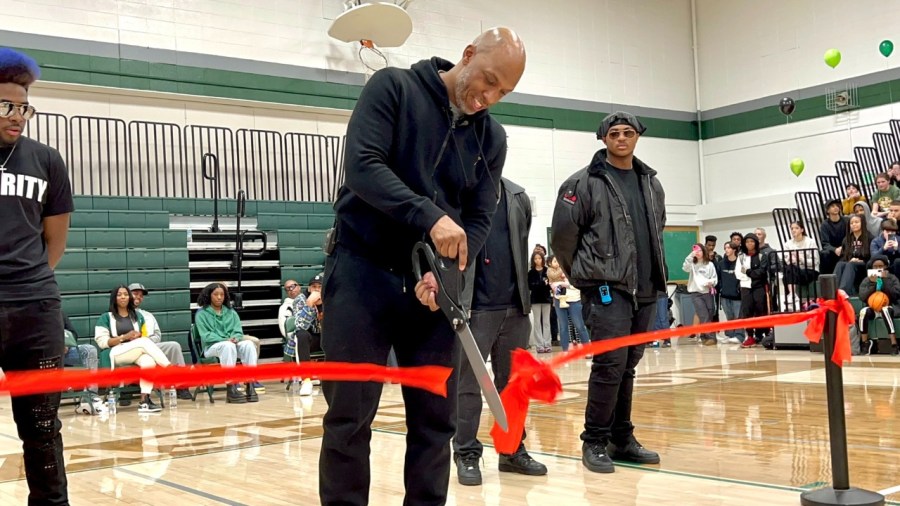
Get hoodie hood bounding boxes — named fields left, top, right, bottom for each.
left=587, top=148, right=658, bottom=177
left=741, top=233, right=760, bottom=255
left=853, top=200, right=883, bottom=237
left=412, top=57, right=490, bottom=124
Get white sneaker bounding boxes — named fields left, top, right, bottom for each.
left=727, top=337, right=742, bottom=344
left=299, top=379, right=314, bottom=396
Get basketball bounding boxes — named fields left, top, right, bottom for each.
left=868, top=291, right=891, bottom=312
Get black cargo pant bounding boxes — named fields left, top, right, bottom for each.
left=581, top=288, right=655, bottom=445
left=319, top=247, right=459, bottom=506
left=0, top=299, right=68, bottom=506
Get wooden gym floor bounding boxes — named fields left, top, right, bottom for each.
left=0, top=339, right=898, bottom=505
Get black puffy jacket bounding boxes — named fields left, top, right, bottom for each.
left=550, top=149, right=667, bottom=302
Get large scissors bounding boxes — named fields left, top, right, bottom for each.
left=412, top=241, right=508, bottom=431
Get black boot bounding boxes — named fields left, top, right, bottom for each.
left=245, top=382, right=259, bottom=403
left=226, top=384, right=247, bottom=404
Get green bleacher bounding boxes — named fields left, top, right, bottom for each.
left=61, top=205, right=192, bottom=363
left=61, top=196, right=336, bottom=363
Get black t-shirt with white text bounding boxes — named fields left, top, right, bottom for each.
left=0, top=136, right=74, bottom=302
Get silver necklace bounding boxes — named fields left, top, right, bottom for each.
left=0, top=142, right=18, bottom=171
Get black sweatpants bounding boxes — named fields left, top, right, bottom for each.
left=318, top=246, right=459, bottom=506
left=294, top=328, right=322, bottom=361
left=0, top=299, right=68, bottom=506
left=740, top=286, right=769, bottom=340
left=581, top=288, right=655, bottom=445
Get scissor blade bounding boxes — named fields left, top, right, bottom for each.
left=456, top=324, right=508, bottom=432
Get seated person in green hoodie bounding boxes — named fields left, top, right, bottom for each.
left=194, top=282, right=259, bottom=403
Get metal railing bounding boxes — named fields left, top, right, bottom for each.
left=769, top=247, right=820, bottom=314
left=23, top=112, right=345, bottom=202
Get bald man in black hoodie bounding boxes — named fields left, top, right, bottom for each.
left=820, top=199, right=849, bottom=275
left=319, top=28, right=526, bottom=506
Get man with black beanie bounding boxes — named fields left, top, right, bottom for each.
left=0, top=48, right=73, bottom=505
left=551, top=111, right=666, bottom=474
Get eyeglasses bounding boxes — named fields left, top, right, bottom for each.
left=285, top=283, right=298, bottom=291
left=0, top=101, right=36, bottom=120
left=607, top=130, right=637, bottom=139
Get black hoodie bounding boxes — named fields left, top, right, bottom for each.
left=819, top=215, right=848, bottom=254
left=740, top=233, right=769, bottom=289
left=333, top=57, right=507, bottom=269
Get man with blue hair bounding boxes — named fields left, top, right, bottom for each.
left=0, top=48, right=73, bottom=504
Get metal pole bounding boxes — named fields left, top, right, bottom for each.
left=800, top=275, right=883, bottom=505
left=819, top=274, right=849, bottom=490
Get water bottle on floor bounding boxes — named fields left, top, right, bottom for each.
left=107, top=392, right=116, bottom=415
left=168, top=388, right=177, bottom=408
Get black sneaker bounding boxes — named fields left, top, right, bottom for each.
left=176, top=389, right=193, bottom=400
left=226, top=384, right=247, bottom=404
left=582, top=442, right=614, bottom=473
left=892, top=343, right=899, bottom=356
left=455, top=454, right=482, bottom=486
left=138, top=398, right=162, bottom=413
left=498, top=451, right=547, bottom=476
left=245, top=382, right=259, bottom=403
left=863, top=339, right=875, bottom=356
left=607, top=439, right=660, bottom=464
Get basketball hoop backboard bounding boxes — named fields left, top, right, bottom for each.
left=328, top=2, right=413, bottom=48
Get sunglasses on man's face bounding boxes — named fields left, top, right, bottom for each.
left=285, top=283, right=299, bottom=291
left=0, top=101, right=36, bottom=120
left=607, top=129, right=637, bottom=139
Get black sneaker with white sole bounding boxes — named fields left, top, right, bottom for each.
left=138, top=399, right=162, bottom=413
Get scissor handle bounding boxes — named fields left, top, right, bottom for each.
left=411, top=242, right=464, bottom=321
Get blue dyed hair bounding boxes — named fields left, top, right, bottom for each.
left=0, top=48, right=40, bottom=88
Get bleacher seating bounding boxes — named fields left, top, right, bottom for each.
left=62, top=196, right=335, bottom=363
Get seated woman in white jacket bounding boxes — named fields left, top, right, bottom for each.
left=683, top=243, right=719, bottom=346
left=94, top=285, right=171, bottom=413
left=783, top=220, right=820, bottom=309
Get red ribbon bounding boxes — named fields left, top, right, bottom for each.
left=490, top=293, right=855, bottom=454
left=0, top=362, right=451, bottom=397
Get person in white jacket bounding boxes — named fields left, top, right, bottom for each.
left=683, top=243, right=719, bottom=346
left=783, top=221, right=820, bottom=310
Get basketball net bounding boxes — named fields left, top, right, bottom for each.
left=359, top=39, right=387, bottom=83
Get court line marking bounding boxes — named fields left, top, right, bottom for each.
left=371, top=427, right=900, bottom=505
left=879, top=484, right=900, bottom=496
left=116, top=467, right=248, bottom=505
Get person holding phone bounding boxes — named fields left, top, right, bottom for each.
left=870, top=219, right=900, bottom=278
left=858, top=256, right=900, bottom=356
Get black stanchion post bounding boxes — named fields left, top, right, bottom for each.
left=800, top=274, right=884, bottom=506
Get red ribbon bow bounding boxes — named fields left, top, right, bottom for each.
left=490, top=292, right=855, bottom=454
left=803, top=290, right=855, bottom=366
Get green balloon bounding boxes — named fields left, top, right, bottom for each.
left=790, top=158, right=805, bottom=177
left=824, top=48, right=842, bottom=68
left=880, top=40, right=894, bottom=57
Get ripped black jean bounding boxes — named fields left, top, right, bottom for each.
left=0, top=299, right=68, bottom=506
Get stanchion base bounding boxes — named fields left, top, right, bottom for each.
left=800, top=487, right=884, bottom=506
